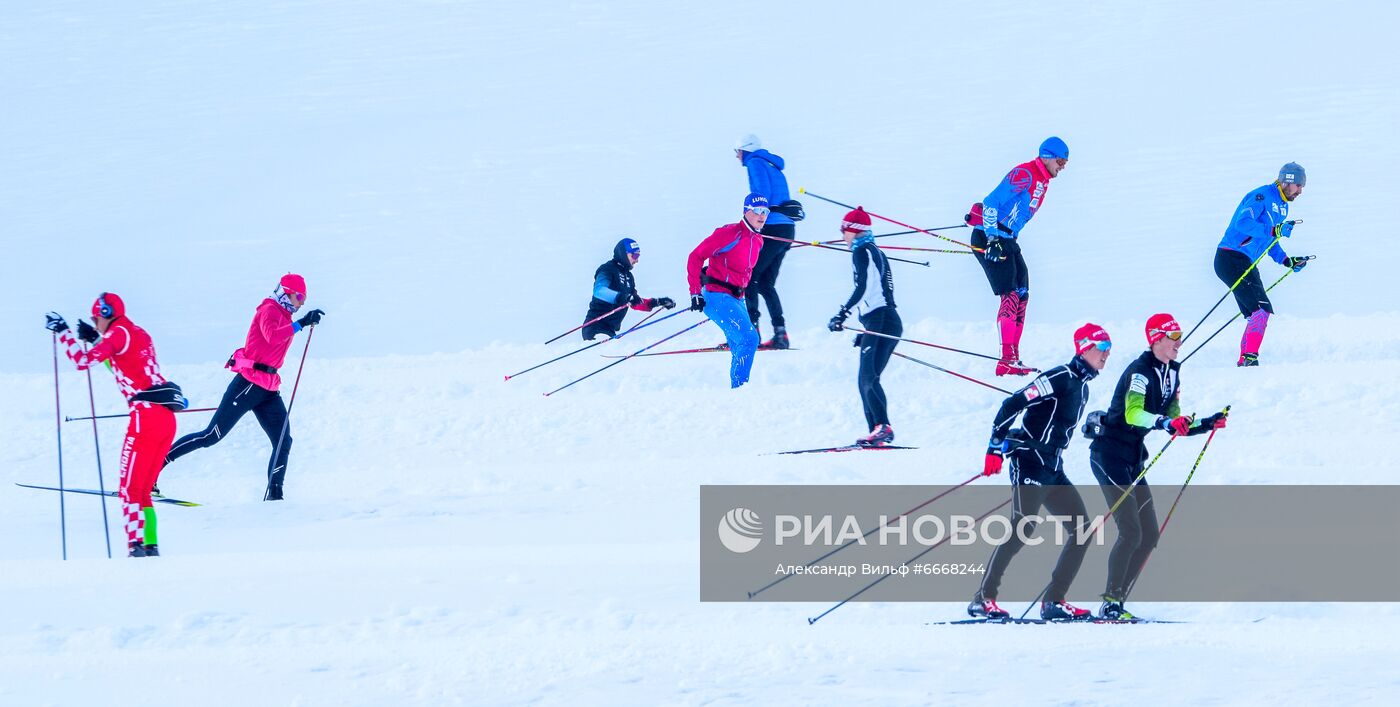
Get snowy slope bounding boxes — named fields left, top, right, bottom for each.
left=3, top=0, right=1400, bottom=705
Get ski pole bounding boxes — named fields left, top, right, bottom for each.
left=761, top=233, right=929, bottom=267
left=543, top=304, right=628, bottom=345
left=51, top=334, right=68, bottom=561
left=807, top=497, right=1012, bottom=625
left=799, top=225, right=972, bottom=248
left=1180, top=263, right=1309, bottom=365
left=1125, top=407, right=1229, bottom=598
left=873, top=245, right=975, bottom=254
left=1180, top=222, right=1300, bottom=344
left=747, top=471, right=986, bottom=599
left=892, top=352, right=1012, bottom=395
left=504, top=307, right=670, bottom=382
left=544, top=315, right=706, bottom=396
left=264, top=327, right=314, bottom=501
left=1017, top=432, right=1185, bottom=619
left=66, top=407, right=218, bottom=423
left=82, top=352, right=113, bottom=559
left=844, top=327, right=1021, bottom=368
left=798, top=188, right=980, bottom=252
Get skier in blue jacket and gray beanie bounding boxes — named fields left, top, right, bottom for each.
left=736, top=134, right=798, bottom=349
left=1213, top=162, right=1312, bottom=366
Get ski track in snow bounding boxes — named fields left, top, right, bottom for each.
left=3, top=0, right=1400, bottom=704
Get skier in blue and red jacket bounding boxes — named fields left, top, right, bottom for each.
left=968, top=137, right=1069, bottom=377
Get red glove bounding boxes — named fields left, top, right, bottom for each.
left=983, top=453, right=1004, bottom=477
left=1200, top=412, right=1228, bottom=430
left=1159, top=416, right=1192, bottom=436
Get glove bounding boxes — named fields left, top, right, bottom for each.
left=1157, top=415, right=1192, bottom=436
left=76, top=320, right=100, bottom=344
left=625, top=292, right=643, bottom=306
left=297, top=309, right=325, bottom=328
left=983, top=453, right=1004, bottom=477
left=648, top=297, right=676, bottom=310
left=689, top=294, right=706, bottom=312
left=983, top=237, right=1006, bottom=262
left=1197, top=412, right=1228, bottom=431
left=827, top=308, right=849, bottom=332
left=44, top=313, right=69, bottom=334
left=1284, top=256, right=1310, bottom=273
left=1273, top=221, right=1295, bottom=239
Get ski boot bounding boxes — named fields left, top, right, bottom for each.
left=1098, top=595, right=1135, bottom=621
left=1041, top=600, right=1092, bottom=621
left=1237, top=353, right=1259, bottom=367
left=856, top=424, right=895, bottom=447
left=143, top=544, right=160, bottom=557
left=761, top=326, right=790, bottom=350
left=128, top=542, right=148, bottom=558
left=968, top=591, right=1010, bottom=620
left=265, top=484, right=284, bottom=501
left=996, top=359, right=1035, bottom=377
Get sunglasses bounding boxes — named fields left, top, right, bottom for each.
left=746, top=207, right=770, bottom=216
left=1080, top=338, right=1112, bottom=352
left=1151, top=329, right=1183, bottom=341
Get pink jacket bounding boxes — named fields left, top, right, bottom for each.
left=686, top=222, right=763, bottom=296
left=227, top=299, right=297, bottom=391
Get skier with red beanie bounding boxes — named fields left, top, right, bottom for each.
left=1087, top=312, right=1227, bottom=619
left=827, top=207, right=902, bottom=446
left=46, top=293, right=189, bottom=557
left=163, top=274, right=324, bottom=501
left=969, top=323, right=1110, bottom=621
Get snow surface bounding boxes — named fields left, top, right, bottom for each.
left=3, top=0, right=1400, bottom=705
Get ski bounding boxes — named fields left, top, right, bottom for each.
left=602, top=346, right=797, bottom=358
left=928, top=617, right=1187, bottom=625
left=16, top=482, right=201, bottom=507
left=770, top=444, right=919, bottom=455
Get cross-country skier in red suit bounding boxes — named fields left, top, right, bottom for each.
left=163, top=274, right=323, bottom=501
left=46, top=294, right=189, bottom=557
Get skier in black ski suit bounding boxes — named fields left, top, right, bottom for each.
left=968, top=323, right=1112, bottom=622
left=1088, top=313, right=1226, bottom=619
left=827, top=207, right=901, bottom=447
left=581, top=238, right=675, bottom=340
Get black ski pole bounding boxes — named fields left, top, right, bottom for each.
left=892, top=352, right=1013, bottom=395
left=51, top=333, right=68, bottom=560
left=82, top=353, right=113, bottom=559
left=1125, top=407, right=1229, bottom=598
left=799, top=225, right=971, bottom=248
left=66, top=407, right=218, bottom=423
left=807, top=498, right=1012, bottom=625
left=1180, top=222, right=1300, bottom=344
left=762, top=233, right=929, bottom=267
left=544, top=314, right=704, bottom=397
left=1016, top=432, right=1184, bottom=620
left=1180, top=263, right=1309, bottom=365
left=543, top=304, right=629, bottom=345
left=844, top=327, right=1018, bottom=368
left=747, top=471, right=986, bottom=599
left=265, top=327, right=314, bottom=501
left=798, top=188, right=981, bottom=252
left=504, top=307, right=668, bottom=382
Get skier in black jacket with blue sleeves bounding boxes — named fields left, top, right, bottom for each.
left=581, top=238, right=674, bottom=340
left=827, top=207, right=901, bottom=447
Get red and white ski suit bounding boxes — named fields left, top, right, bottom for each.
left=61, top=318, right=176, bottom=546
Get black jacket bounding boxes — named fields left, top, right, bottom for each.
left=1092, top=351, right=1181, bottom=462
left=583, top=241, right=639, bottom=336
left=989, top=355, right=1098, bottom=471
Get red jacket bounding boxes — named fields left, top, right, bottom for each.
left=227, top=298, right=297, bottom=391
left=686, top=222, right=763, bottom=296
left=61, top=317, right=167, bottom=402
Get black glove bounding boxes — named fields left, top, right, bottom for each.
left=983, top=237, right=1006, bottom=262
left=689, top=294, right=706, bottom=312
left=653, top=297, right=676, bottom=310
left=44, top=313, right=69, bottom=334
left=828, top=308, right=849, bottom=332
left=617, top=291, right=641, bottom=306
left=297, top=309, right=325, bottom=328
left=1284, top=256, right=1311, bottom=273
left=76, top=320, right=100, bottom=344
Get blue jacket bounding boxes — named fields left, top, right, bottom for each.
left=1217, top=183, right=1292, bottom=265
left=743, top=150, right=793, bottom=226
left=980, top=158, right=1053, bottom=240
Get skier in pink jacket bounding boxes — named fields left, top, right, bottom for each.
left=164, top=274, right=324, bottom=500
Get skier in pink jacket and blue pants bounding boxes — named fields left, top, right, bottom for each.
left=163, top=274, right=324, bottom=500
left=687, top=193, right=766, bottom=388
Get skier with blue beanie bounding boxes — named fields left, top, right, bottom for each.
left=967, top=136, right=1070, bottom=377
left=581, top=238, right=675, bottom=341
left=686, top=194, right=767, bottom=387
left=1213, top=162, right=1312, bottom=366
left=736, top=134, right=800, bottom=349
